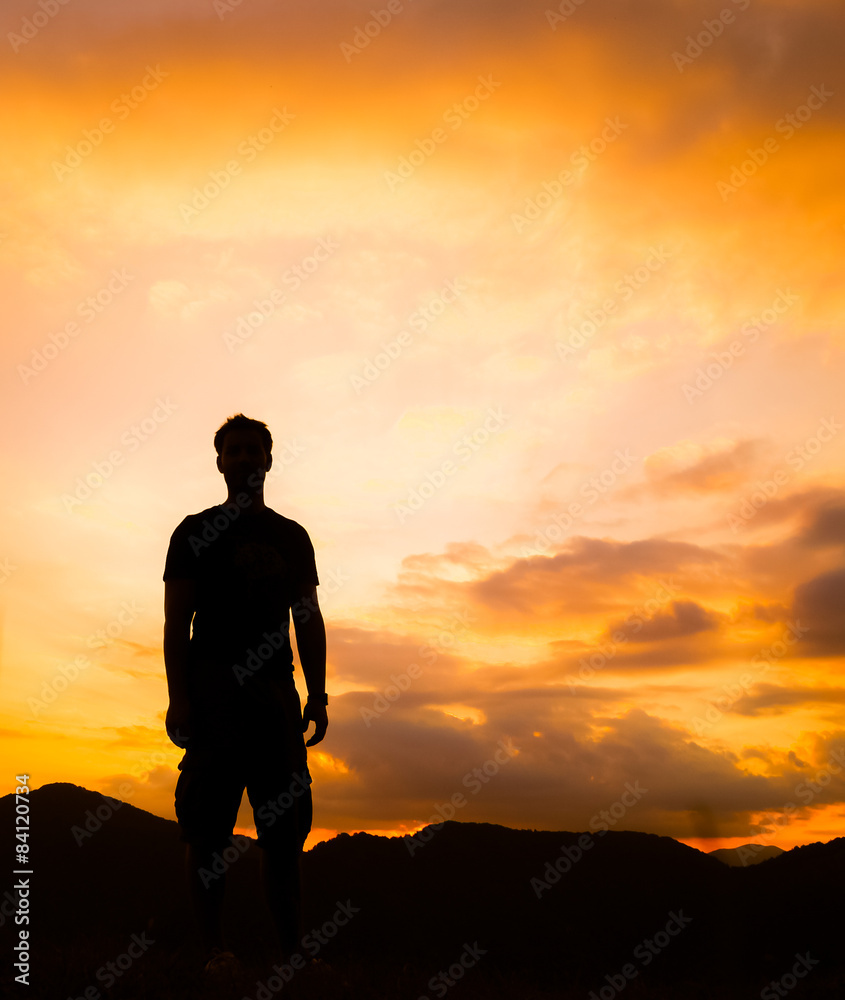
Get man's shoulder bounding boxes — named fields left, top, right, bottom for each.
left=262, top=509, right=315, bottom=547
left=170, top=506, right=226, bottom=533
left=169, top=505, right=312, bottom=543
left=186, top=504, right=227, bottom=521
left=264, top=508, right=308, bottom=531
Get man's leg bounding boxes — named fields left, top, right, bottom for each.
left=186, top=843, right=228, bottom=952
left=248, top=767, right=313, bottom=956
left=175, top=755, right=245, bottom=957
left=261, top=846, right=303, bottom=954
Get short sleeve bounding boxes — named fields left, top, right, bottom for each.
left=295, top=523, right=320, bottom=588
left=163, top=517, right=199, bottom=581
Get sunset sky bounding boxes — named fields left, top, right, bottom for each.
left=2, top=0, right=844, bottom=855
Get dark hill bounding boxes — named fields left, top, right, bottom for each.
left=2, top=783, right=845, bottom=998
left=709, top=844, right=785, bottom=866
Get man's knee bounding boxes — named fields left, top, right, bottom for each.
left=186, top=838, right=233, bottom=860
left=256, top=822, right=308, bottom=854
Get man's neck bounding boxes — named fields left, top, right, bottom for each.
left=224, top=491, right=268, bottom=513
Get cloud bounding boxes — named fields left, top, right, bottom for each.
left=791, top=567, right=845, bottom=656
left=9, top=0, right=844, bottom=147
left=798, top=500, right=845, bottom=548
left=749, top=602, right=791, bottom=624
left=729, top=487, right=845, bottom=536
left=97, top=764, right=178, bottom=822
left=312, top=695, right=845, bottom=839
left=328, top=623, right=469, bottom=688
left=605, top=599, right=721, bottom=643
left=468, top=537, right=722, bottom=620
left=635, top=438, right=764, bottom=497
left=732, top=682, right=845, bottom=716
left=400, top=541, right=500, bottom=580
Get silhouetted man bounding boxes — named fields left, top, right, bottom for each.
left=163, top=413, right=327, bottom=975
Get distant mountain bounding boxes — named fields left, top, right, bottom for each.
left=710, top=844, right=786, bottom=866
left=2, top=783, right=844, bottom=999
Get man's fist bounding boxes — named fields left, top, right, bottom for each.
left=302, top=700, right=328, bottom=747
left=165, top=699, right=193, bottom=748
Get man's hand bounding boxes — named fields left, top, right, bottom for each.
left=165, top=698, right=193, bottom=749
left=294, top=584, right=327, bottom=747
left=302, top=700, right=328, bottom=747
left=163, top=578, right=196, bottom=749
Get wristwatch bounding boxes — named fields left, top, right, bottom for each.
left=307, top=693, right=328, bottom=705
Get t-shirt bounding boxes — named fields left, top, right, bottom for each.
left=163, top=503, right=319, bottom=739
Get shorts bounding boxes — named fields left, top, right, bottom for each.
left=175, top=750, right=312, bottom=852
left=174, top=670, right=312, bottom=852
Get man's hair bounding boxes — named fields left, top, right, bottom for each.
left=213, top=414, right=273, bottom=457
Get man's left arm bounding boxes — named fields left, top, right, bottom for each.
left=292, top=584, right=328, bottom=746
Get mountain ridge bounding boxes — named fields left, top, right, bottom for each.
left=3, top=782, right=844, bottom=997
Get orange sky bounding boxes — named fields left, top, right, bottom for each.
left=1, top=0, right=845, bottom=855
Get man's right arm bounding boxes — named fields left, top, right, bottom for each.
left=163, top=578, right=196, bottom=744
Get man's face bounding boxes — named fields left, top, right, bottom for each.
left=217, top=428, right=272, bottom=491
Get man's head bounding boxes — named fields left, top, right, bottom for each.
left=214, top=414, right=273, bottom=493
left=214, top=414, right=272, bottom=459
